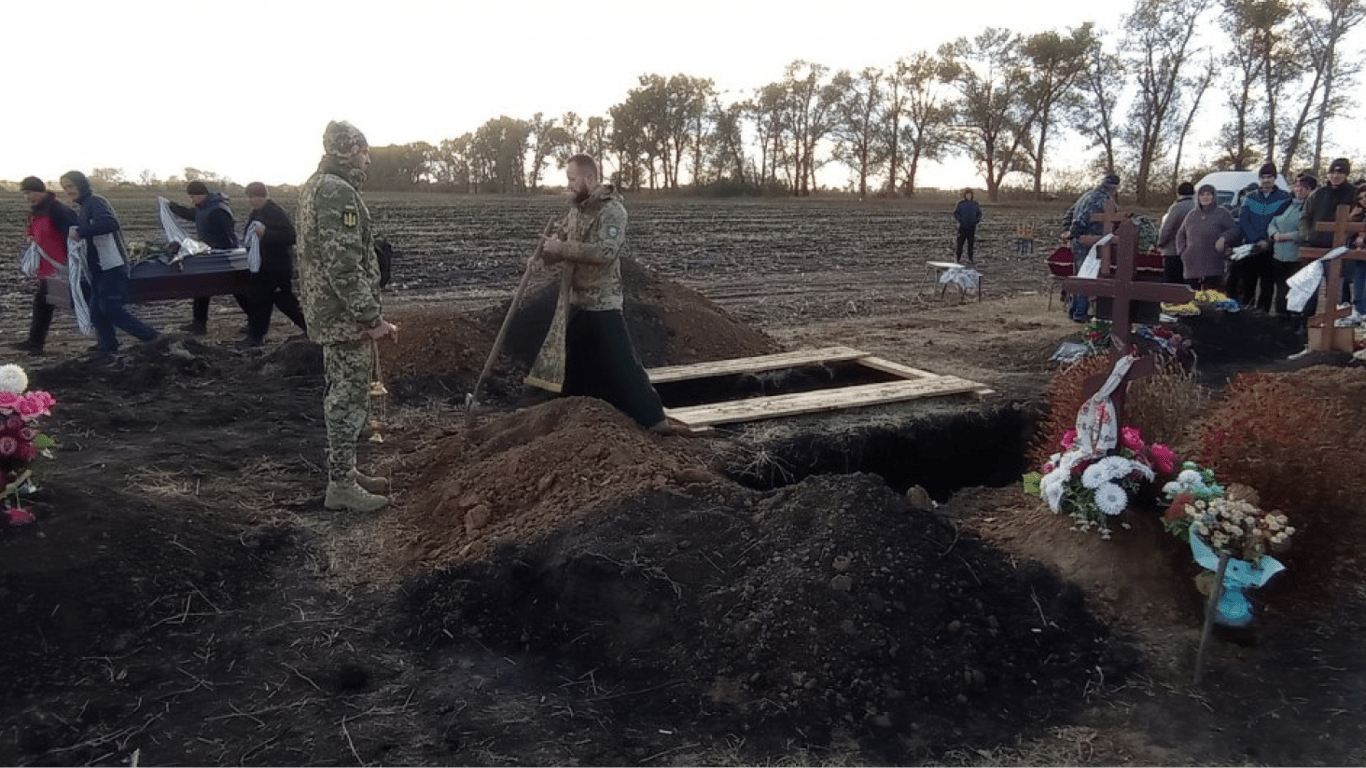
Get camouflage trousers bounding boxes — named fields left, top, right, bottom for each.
left=322, top=340, right=372, bottom=482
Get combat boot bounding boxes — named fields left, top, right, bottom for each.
left=354, top=470, right=390, bottom=494
left=324, top=478, right=388, bottom=513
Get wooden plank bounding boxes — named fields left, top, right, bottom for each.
left=664, top=376, right=990, bottom=428
left=855, top=354, right=938, bottom=380
left=647, top=345, right=867, bottom=383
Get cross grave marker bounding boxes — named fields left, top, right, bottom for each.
left=1301, top=204, right=1366, bottom=352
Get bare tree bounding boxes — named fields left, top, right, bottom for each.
left=1282, top=0, right=1366, bottom=173
left=1072, top=32, right=1126, bottom=174
left=938, top=28, right=1034, bottom=201
left=829, top=67, right=886, bottom=198
left=779, top=60, right=840, bottom=196
left=888, top=54, right=952, bottom=197
left=1119, top=0, right=1213, bottom=204
left=1019, top=24, right=1099, bottom=199
left=1171, top=56, right=1216, bottom=188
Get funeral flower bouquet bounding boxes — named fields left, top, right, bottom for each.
left=1025, top=426, right=1178, bottom=539
left=1080, top=319, right=1112, bottom=356
left=0, top=364, right=57, bottom=527
left=1161, top=289, right=1240, bottom=317
left=1162, top=462, right=1292, bottom=562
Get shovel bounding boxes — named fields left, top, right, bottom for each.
left=465, top=218, right=557, bottom=428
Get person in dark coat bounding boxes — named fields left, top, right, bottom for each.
left=242, top=182, right=307, bottom=346
left=1176, top=184, right=1240, bottom=289
left=1156, top=181, right=1196, bottom=283
left=14, top=177, right=76, bottom=355
left=952, top=188, right=982, bottom=264
left=168, top=180, right=245, bottom=336
left=59, top=170, right=160, bottom=353
left=1231, top=161, right=1292, bottom=311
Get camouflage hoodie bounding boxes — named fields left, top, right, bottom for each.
left=558, top=183, right=628, bottom=311
left=295, top=121, right=381, bottom=345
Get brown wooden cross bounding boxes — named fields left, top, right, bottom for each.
left=1077, top=199, right=1130, bottom=275
left=1300, top=203, right=1366, bottom=352
left=1061, top=218, right=1196, bottom=352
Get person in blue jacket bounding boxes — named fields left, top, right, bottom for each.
left=952, top=188, right=982, bottom=264
left=1231, top=161, right=1291, bottom=311
left=59, top=170, right=160, bottom=354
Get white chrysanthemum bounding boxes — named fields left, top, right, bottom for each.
left=1176, top=469, right=1202, bottom=485
left=1094, top=482, right=1128, bottom=515
left=1040, top=469, right=1068, bottom=513
left=1082, top=456, right=1134, bottom=488
left=0, top=364, right=28, bottom=394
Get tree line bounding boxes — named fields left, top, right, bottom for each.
left=61, top=0, right=1366, bottom=206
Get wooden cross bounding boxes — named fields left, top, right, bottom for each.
left=1061, top=218, right=1195, bottom=352
left=1300, top=204, right=1366, bottom=352
left=1077, top=199, right=1130, bottom=275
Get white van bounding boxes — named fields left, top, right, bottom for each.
left=1192, top=170, right=1290, bottom=212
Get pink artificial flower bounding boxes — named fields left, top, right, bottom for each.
left=30, top=391, right=55, bottom=411
left=18, top=428, right=34, bottom=441
left=1043, top=461, right=1055, bottom=474
left=0, top=392, right=18, bottom=411
left=1120, top=427, right=1145, bottom=452
left=1149, top=443, right=1177, bottom=475
left=4, top=416, right=20, bottom=431
left=1060, top=429, right=1078, bottom=449
left=15, top=395, right=46, bottom=420
left=5, top=507, right=35, bottom=526
left=16, top=442, right=35, bottom=461
left=0, top=436, right=15, bottom=457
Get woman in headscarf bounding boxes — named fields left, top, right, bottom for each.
left=1175, top=183, right=1240, bottom=290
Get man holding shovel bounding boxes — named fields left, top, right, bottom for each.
left=524, top=154, right=670, bottom=433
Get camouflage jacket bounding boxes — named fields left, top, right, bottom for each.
left=1061, top=185, right=1113, bottom=241
left=556, top=184, right=627, bottom=311
left=296, top=158, right=381, bottom=345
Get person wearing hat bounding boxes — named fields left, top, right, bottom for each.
left=1058, top=173, right=1120, bottom=321
left=167, top=180, right=242, bottom=336
left=1298, top=158, right=1359, bottom=325
left=952, top=187, right=982, bottom=264
left=1267, top=173, right=1316, bottom=317
left=1156, top=181, right=1197, bottom=283
left=1230, top=162, right=1291, bottom=311
left=241, top=182, right=307, bottom=346
left=14, top=177, right=76, bottom=355
left=59, top=170, right=161, bottom=354
left=296, top=120, right=396, bottom=514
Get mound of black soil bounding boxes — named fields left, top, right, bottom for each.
left=403, top=473, right=1138, bottom=763
left=1177, top=308, right=1303, bottom=382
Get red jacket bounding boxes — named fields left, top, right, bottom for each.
left=26, top=193, right=74, bottom=279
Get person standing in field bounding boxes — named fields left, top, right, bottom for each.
left=14, top=177, right=76, bottom=355
left=1156, top=181, right=1196, bottom=283
left=242, top=182, right=307, bottom=347
left=525, top=154, right=670, bottom=433
left=296, top=120, right=396, bottom=513
left=952, top=188, right=982, bottom=264
left=1176, top=183, right=1240, bottom=290
left=1058, top=173, right=1120, bottom=322
left=59, top=170, right=161, bottom=353
left=168, top=180, right=244, bottom=336
left=1231, top=162, right=1292, bottom=311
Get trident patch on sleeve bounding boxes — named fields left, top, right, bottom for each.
left=607, top=225, right=620, bottom=239
left=342, top=210, right=359, bottom=228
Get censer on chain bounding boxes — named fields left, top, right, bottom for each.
left=368, top=338, right=388, bottom=443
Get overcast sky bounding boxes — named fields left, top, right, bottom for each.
left=2, top=0, right=1357, bottom=191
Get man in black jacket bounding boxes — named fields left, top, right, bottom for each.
left=168, top=180, right=243, bottom=335
left=242, top=182, right=307, bottom=346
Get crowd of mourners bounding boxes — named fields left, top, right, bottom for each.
left=1057, top=159, right=1366, bottom=334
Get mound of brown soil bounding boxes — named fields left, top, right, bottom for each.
left=393, top=397, right=722, bottom=568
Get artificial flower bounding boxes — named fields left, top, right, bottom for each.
left=1149, top=443, right=1177, bottom=475
left=1120, top=427, right=1145, bottom=452
left=0, top=365, right=27, bottom=395
left=1094, top=482, right=1128, bottom=515
left=4, top=507, right=34, bottom=526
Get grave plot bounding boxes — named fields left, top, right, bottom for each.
left=649, top=345, right=994, bottom=431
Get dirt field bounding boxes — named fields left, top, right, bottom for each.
left=0, top=190, right=1363, bottom=766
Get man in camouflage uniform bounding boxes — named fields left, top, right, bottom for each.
left=296, top=121, right=397, bottom=512
left=526, top=154, right=669, bottom=432
left=1058, top=173, right=1120, bottom=322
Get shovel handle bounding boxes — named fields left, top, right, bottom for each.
left=466, top=217, right=558, bottom=427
